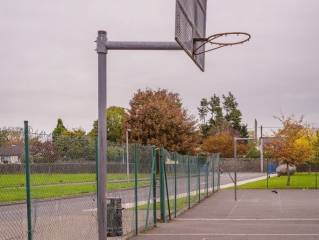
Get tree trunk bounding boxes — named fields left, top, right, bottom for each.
left=286, top=162, right=291, bottom=186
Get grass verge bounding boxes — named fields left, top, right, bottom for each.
left=0, top=173, right=149, bottom=203
left=238, top=173, right=319, bottom=189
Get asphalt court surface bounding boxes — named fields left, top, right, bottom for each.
left=132, top=190, right=319, bottom=240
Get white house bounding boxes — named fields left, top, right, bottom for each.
left=0, top=145, right=22, bottom=164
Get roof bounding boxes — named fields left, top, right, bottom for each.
left=0, top=145, right=23, bottom=157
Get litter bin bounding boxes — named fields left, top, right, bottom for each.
left=106, top=198, right=123, bottom=237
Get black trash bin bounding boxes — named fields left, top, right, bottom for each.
left=106, top=198, right=123, bottom=237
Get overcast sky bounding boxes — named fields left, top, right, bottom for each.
left=0, top=0, right=318, bottom=133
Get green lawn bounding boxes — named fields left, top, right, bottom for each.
left=0, top=173, right=147, bottom=188
left=0, top=173, right=149, bottom=203
left=238, top=173, right=319, bottom=189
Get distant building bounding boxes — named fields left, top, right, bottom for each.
left=0, top=145, right=23, bottom=164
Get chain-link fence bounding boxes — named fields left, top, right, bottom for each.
left=0, top=122, right=221, bottom=240
left=28, top=130, right=98, bottom=240
left=160, top=150, right=221, bottom=222
left=0, top=127, right=26, bottom=240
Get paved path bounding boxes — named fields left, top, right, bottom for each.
left=132, top=189, right=319, bottom=240
left=0, top=172, right=265, bottom=240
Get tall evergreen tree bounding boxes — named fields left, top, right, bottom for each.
left=52, top=119, right=67, bottom=141
left=198, top=98, right=209, bottom=124
left=208, top=94, right=224, bottom=126
left=239, top=124, right=249, bottom=138
left=222, top=92, right=242, bottom=131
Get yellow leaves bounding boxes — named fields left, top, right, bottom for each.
left=291, top=136, right=314, bottom=163
left=271, top=117, right=317, bottom=164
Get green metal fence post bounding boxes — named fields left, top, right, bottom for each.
left=217, top=156, right=220, bottom=191
left=152, top=148, right=157, bottom=226
left=187, top=156, right=190, bottom=209
left=198, top=157, right=200, bottom=202
left=212, top=156, right=215, bottom=193
left=206, top=159, right=209, bottom=197
left=134, top=144, right=138, bottom=235
left=145, top=147, right=156, bottom=229
left=159, top=148, right=166, bottom=222
left=163, top=159, right=171, bottom=221
left=24, top=121, right=32, bottom=240
left=266, top=157, right=269, bottom=189
left=174, top=153, right=177, bottom=218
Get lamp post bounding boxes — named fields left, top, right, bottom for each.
left=126, top=128, right=131, bottom=181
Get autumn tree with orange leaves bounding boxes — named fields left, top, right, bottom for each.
left=201, top=131, right=248, bottom=157
left=268, top=116, right=315, bottom=185
left=126, top=89, right=199, bottom=154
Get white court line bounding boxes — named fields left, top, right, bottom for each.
left=141, top=233, right=319, bottom=236
left=176, top=218, right=319, bottom=221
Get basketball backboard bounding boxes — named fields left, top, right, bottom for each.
left=175, top=0, right=207, bottom=72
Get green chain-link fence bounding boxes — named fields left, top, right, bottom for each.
left=0, top=122, right=221, bottom=240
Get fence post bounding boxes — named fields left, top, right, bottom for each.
left=212, top=156, right=215, bottom=193
left=159, top=149, right=166, bottom=222
left=266, top=157, right=269, bottom=189
left=206, top=161, right=209, bottom=197
left=198, top=157, right=200, bottom=202
left=187, top=156, right=190, bottom=209
left=24, top=121, right=32, bottom=240
left=174, top=153, right=177, bottom=218
left=152, top=148, right=157, bottom=226
left=218, top=156, right=221, bottom=190
left=134, top=144, right=138, bottom=235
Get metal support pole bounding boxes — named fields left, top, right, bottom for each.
left=187, top=156, right=191, bottom=209
left=266, top=154, right=269, bottom=189
left=206, top=161, right=209, bottom=197
left=106, top=41, right=182, bottom=50
left=159, top=149, right=166, bottom=222
left=254, top=119, right=258, bottom=140
left=152, top=148, right=157, bottom=226
left=95, top=136, right=99, bottom=195
left=134, top=144, right=138, bottom=234
left=234, top=138, right=237, bottom=201
left=198, top=158, right=200, bottom=202
left=212, top=157, right=215, bottom=193
left=96, top=30, right=107, bottom=240
left=126, top=129, right=130, bottom=181
left=163, top=162, right=171, bottom=221
left=174, top=153, right=177, bottom=218
left=24, top=121, right=32, bottom=240
left=218, top=157, right=221, bottom=191
left=260, top=125, right=264, bottom=173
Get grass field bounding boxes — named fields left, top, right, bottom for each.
left=238, top=173, right=319, bottom=189
left=0, top=173, right=149, bottom=203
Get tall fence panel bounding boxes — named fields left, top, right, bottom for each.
left=0, top=123, right=221, bottom=239
left=0, top=127, right=27, bottom=240
left=160, top=150, right=221, bottom=222
left=28, top=131, right=98, bottom=240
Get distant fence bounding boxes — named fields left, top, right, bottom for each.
left=221, top=158, right=319, bottom=173
left=220, top=158, right=266, bottom=172
left=0, top=162, right=137, bottom=174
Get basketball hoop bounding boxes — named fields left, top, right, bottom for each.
left=193, top=32, right=251, bottom=55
